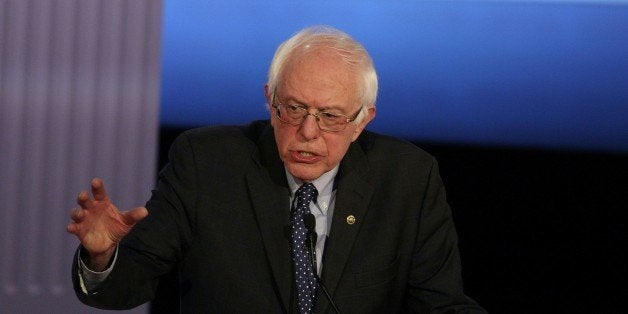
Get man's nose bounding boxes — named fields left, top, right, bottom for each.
left=298, top=114, right=320, bottom=140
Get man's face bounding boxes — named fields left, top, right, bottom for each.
left=266, top=48, right=375, bottom=182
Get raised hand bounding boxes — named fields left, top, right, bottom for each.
left=67, top=178, right=148, bottom=271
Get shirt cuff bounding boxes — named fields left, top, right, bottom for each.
left=76, top=245, right=119, bottom=294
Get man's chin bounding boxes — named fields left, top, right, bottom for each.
left=287, top=164, right=325, bottom=182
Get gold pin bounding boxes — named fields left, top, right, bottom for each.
left=346, top=215, right=356, bottom=225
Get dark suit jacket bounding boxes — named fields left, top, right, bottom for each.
left=73, top=120, right=485, bottom=313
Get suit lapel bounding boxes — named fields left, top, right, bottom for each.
left=246, top=127, right=293, bottom=312
left=246, top=125, right=376, bottom=312
left=318, top=138, right=375, bottom=312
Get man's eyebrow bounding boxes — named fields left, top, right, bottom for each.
left=281, top=94, right=345, bottom=111
left=289, top=101, right=343, bottom=112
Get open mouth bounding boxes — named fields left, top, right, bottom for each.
left=291, top=150, right=320, bottom=163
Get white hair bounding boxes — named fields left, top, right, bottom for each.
left=267, top=26, right=378, bottom=123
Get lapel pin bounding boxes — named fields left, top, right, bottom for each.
left=346, top=215, right=356, bottom=225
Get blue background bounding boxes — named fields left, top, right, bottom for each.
left=160, top=0, right=628, bottom=152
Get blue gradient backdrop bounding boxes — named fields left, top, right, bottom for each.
left=160, top=1, right=628, bottom=152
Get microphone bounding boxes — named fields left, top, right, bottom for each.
left=303, top=213, right=317, bottom=269
left=303, top=213, right=340, bottom=314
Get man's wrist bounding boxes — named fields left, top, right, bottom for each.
left=77, top=245, right=118, bottom=294
left=80, top=245, right=117, bottom=272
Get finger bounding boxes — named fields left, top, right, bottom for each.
left=76, top=191, right=92, bottom=208
left=122, top=207, right=149, bottom=226
left=70, top=207, right=85, bottom=222
left=67, top=221, right=81, bottom=235
left=91, top=178, right=109, bottom=202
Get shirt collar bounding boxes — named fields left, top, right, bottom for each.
left=285, top=165, right=338, bottom=200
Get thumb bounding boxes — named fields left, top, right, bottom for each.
left=122, top=207, right=148, bottom=226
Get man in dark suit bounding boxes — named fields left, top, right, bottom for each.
left=67, top=26, right=485, bottom=313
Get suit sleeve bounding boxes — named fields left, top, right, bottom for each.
left=405, top=158, right=486, bottom=313
left=71, top=132, right=197, bottom=310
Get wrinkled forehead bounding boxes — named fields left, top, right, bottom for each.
left=284, top=43, right=363, bottom=73
left=278, top=47, right=362, bottom=98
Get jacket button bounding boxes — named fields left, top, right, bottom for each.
left=346, top=215, right=356, bottom=225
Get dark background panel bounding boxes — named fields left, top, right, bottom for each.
left=428, top=142, right=627, bottom=313
left=154, top=126, right=628, bottom=313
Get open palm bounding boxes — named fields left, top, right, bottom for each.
left=67, top=178, right=148, bottom=270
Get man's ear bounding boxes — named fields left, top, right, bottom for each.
left=264, top=85, right=271, bottom=105
left=351, top=106, right=376, bottom=142
left=265, top=85, right=277, bottom=126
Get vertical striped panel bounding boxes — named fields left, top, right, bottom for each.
left=0, top=0, right=163, bottom=312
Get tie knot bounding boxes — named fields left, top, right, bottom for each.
left=296, top=183, right=318, bottom=204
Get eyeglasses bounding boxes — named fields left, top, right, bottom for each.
left=271, top=97, right=363, bottom=133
